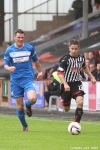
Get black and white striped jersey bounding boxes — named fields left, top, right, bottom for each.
left=58, top=54, right=86, bottom=82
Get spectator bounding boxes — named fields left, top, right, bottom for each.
left=88, top=51, right=98, bottom=65
left=42, top=69, right=48, bottom=79
left=52, top=70, right=61, bottom=82
left=84, top=52, right=89, bottom=60
left=96, top=63, right=100, bottom=81
left=88, top=63, right=97, bottom=80
left=88, top=0, right=94, bottom=13
left=83, top=59, right=91, bottom=81
left=88, top=0, right=96, bottom=13
left=96, top=50, right=100, bottom=62
left=51, top=64, right=60, bottom=82
left=93, top=0, right=100, bottom=12
left=50, top=64, right=59, bottom=74
left=44, top=74, right=61, bottom=105
left=47, top=67, right=54, bottom=78
left=85, top=59, right=91, bottom=68
left=72, top=0, right=83, bottom=20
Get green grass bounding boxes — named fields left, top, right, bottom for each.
left=0, top=115, right=100, bottom=150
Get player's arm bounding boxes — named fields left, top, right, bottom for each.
left=4, top=50, right=16, bottom=72
left=81, top=56, right=96, bottom=84
left=34, top=60, right=43, bottom=80
left=57, top=71, right=70, bottom=92
left=57, top=56, right=70, bottom=91
left=31, top=47, right=43, bottom=80
left=83, top=65, right=96, bottom=84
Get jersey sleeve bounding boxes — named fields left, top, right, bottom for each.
left=31, top=46, right=38, bottom=62
left=4, top=49, right=11, bottom=66
left=82, top=56, right=86, bottom=68
left=58, top=55, right=68, bottom=73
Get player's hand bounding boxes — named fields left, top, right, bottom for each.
left=91, top=77, right=96, bottom=84
left=37, top=72, right=43, bottom=81
left=9, top=66, right=16, bottom=72
left=64, top=83, right=70, bottom=92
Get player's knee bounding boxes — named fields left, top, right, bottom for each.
left=31, top=99, right=37, bottom=104
left=27, top=91, right=37, bottom=104
left=30, top=97, right=37, bottom=104
left=18, top=105, right=24, bottom=110
left=64, top=106, right=70, bottom=112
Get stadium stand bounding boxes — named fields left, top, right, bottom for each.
left=0, top=9, right=100, bottom=78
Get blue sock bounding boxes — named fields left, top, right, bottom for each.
left=16, top=109, right=28, bottom=127
left=25, top=100, right=33, bottom=107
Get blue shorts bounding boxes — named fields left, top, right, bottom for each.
left=10, top=78, right=36, bottom=98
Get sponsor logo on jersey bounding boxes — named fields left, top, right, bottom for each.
left=9, top=51, right=31, bottom=57
left=13, top=56, right=29, bottom=63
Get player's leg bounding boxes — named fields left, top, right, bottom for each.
left=26, top=90, right=37, bottom=104
left=16, top=97, right=28, bottom=131
left=11, top=81, right=28, bottom=131
left=24, top=81, right=37, bottom=117
left=62, top=91, right=71, bottom=112
left=74, top=93, right=84, bottom=123
left=60, top=83, right=71, bottom=112
left=25, top=90, right=37, bottom=117
left=64, top=104, right=70, bottom=112
left=72, top=82, right=85, bottom=123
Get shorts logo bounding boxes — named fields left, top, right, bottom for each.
left=79, top=85, right=83, bottom=90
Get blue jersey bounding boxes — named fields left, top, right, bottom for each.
left=4, top=43, right=38, bottom=80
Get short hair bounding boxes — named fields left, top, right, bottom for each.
left=14, top=29, right=25, bottom=35
left=69, top=39, right=80, bottom=47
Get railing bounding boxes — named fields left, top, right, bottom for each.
left=33, top=9, right=100, bottom=52
left=3, top=0, right=74, bottom=42
left=4, top=0, right=98, bottom=45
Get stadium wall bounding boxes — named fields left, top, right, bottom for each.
left=0, top=79, right=100, bottom=111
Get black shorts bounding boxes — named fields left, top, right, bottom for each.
left=60, top=81, right=85, bottom=106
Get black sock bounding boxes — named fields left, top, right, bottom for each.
left=74, top=108, right=83, bottom=123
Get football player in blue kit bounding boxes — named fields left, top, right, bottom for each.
left=4, top=29, right=43, bottom=131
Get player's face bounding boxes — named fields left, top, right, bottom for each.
left=14, top=33, right=25, bottom=48
left=69, top=44, right=80, bottom=57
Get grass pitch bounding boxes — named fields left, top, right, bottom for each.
left=0, top=115, right=99, bottom=150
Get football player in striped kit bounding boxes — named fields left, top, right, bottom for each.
left=57, top=39, right=96, bottom=123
